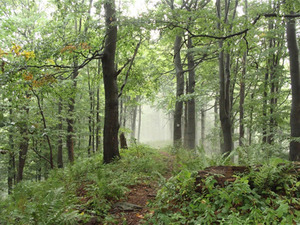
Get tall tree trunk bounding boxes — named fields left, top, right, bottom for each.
left=239, top=0, right=247, bottom=147
left=102, top=0, right=120, bottom=163
left=31, top=90, right=54, bottom=169
left=184, top=80, right=188, bottom=148
left=138, top=104, right=142, bottom=142
left=88, top=65, right=94, bottom=156
left=201, top=108, right=205, bottom=147
left=262, top=71, right=269, bottom=143
left=217, top=0, right=233, bottom=154
left=8, top=106, right=15, bottom=193
left=120, top=98, right=123, bottom=126
left=57, top=98, right=63, bottom=168
left=239, top=53, right=246, bottom=146
left=131, top=97, right=138, bottom=139
left=218, top=42, right=233, bottom=154
left=96, top=59, right=101, bottom=152
left=66, top=60, right=77, bottom=163
left=17, top=109, right=29, bottom=183
left=287, top=11, right=300, bottom=161
left=186, top=36, right=196, bottom=150
left=248, top=93, right=254, bottom=145
left=173, top=35, right=184, bottom=147
left=8, top=151, right=15, bottom=193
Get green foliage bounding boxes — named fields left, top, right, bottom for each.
left=0, top=145, right=168, bottom=224
left=168, top=146, right=209, bottom=173
left=147, top=148, right=300, bottom=225
left=148, top=165, right=300, bottom=225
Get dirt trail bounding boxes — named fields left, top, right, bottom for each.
left=108, top=151, right=175, bottom=224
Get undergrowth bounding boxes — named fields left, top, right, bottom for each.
left=147, top=146, right=300, bottom=225
left=0, top=145, right=168, bottom=224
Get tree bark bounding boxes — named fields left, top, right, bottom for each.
left=184, top=80, right=189, bottom=148
left=31, top=90, right=54, bottom=169
left=102, top=0, right=120, bottom=163
left=186, top=36, right=196, bottom=150
left=8, top=106, right=15, bottom=193
left=239, top=0, right=247, bottom=147
left=239, top=54, right=246, bottom=146
left=217, top=0, right=234, bottom=154
left=17, top=110, right=29, bottom=183
left=137, top=104, right=142, bottom=142
left=8, top=151, right=15, bottom=193
left=287, top=12, right=300, bottom=161
left=88, top=65, right=94, bottom=156
left=173, top=35, right=184, bottom=147
left=96, top=59, right=101, bottom=152
left=66, top=75, right=78, bottom=163
left=131, top=97, right=138, bottom=139
left=57, top=98, right=63, bottom=168
left=201, top=108, right=205, bottom=147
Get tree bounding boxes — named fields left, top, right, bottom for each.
left=287, top=11, right=300, bottom=161
left=102, top=0, right=120, bottom=163
left=186, top=35, right=196, bottom=149
left=216, top=0, right=237, bottom=154
left=173, top=35, right=184, bottom=147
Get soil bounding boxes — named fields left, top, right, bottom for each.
left=109, top=183, right=156, bottom=224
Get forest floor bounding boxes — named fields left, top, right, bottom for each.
left=107, top=152, right=175, bottom=225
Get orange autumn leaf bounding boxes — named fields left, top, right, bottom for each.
left=60, top=45, right=77, bottom=53
left=136, top=213, right=144, bottom=219
left=21, top=50, right=35, bottom=60
left=22, top=72, right=33, bottom=81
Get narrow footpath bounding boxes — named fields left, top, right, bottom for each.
left=108, top=152, right=175, bottom=224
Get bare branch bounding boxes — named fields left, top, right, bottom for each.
left=118, top=39, right=142, bottom=98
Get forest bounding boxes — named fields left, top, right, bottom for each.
left=0, top=0, right=300, bottom=224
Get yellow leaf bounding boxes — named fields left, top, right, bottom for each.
left=11, top=44, right=22, bottom=55
left=46, top=58, right=55, bottom=65
left=136, top=213, right=144, bottom=219
left=21, top=51, right=35, bottom=60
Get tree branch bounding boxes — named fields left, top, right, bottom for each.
left=118, top=39, right=142, bottom=98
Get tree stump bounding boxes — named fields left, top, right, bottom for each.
left=195, top=166, right=249, bottom=192
left=195, top=163, right=300, bottom=193
left=119, top=132, right=128, bottom=149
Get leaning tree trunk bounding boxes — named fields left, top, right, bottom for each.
left=287, top=12, right=300, bottom=161
left=102, top=0, right=120, bottom=163
left=173, top=35, right=184, bottom=147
